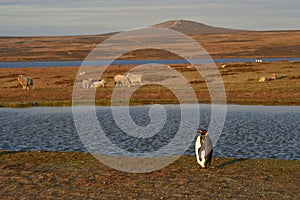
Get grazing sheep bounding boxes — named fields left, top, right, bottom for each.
left=82, top=78, right=93, bottom=88
left=117, top=76, right=131, bottom=87
left=259, top=76, right=267, bottom=82
left=125, top=73, right=143, bottom=86
left=17, top=75, right=34, bottom=90
left=90, top=79, right=107, bottom=88
left=114, top=75, right=124, bottom=86
left=259, top=74, right=277, bottom=82
left=79, top=71, right=86, bottom=76
left=270, top=73, right=277, bottom=81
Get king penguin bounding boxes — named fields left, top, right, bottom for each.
left=195, top=129, right=213, bottom=168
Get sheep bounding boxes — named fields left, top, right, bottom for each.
left=270, top=73, right=277, bottom=81
left=17, top=75, right=34, bottom=90
left=90, top=79, right=107, bottom=88
left=117, top=76, right=131, bottom=87
left=259, top=76, right=267, bottom=82
left=125, top=73, right=143, bottom=86
left=82, top=78, right=93, bottom=88
left=114, top=75, right=124, bottom=86
left=79, top=71, right=86, bottom=76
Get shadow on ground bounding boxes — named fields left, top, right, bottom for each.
left=216, top=158, right=246, bottom=168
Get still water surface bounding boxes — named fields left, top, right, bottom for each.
left=0, top=105, right=299, bottom=160
left=1, top=57, right=300, bottom=68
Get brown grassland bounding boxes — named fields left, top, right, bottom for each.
left=1, top=151, right=299, bottom=199
left=0, top=29, right=300, bottom=199
left=0, top=61, right=299, bottom=107
left=1, top=30, right=300, bottom=106
left=0, top=30, right=300, bottom=62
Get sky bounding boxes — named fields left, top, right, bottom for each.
left=0, top=0, right=299, bottom=36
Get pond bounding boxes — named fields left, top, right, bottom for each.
left=1, top=57, right=300, bottom=68
left=0, top=105, right=299, bottom=160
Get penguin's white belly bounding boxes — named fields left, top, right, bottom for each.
left=195, top=135, right=207, bottom=168
left=195, top=136, right=201, bottom=164
left=195, top=136, right=205, bottom=168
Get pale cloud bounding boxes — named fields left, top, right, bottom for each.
left=0, top=4, right=205, bottom=16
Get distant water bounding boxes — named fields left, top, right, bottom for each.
left=0, top=57, right=300, bottom=68
left=0, top=105, right=299, bottom=160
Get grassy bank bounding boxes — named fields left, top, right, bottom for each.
left=0, top=99, right=179, bottom=108
left=1, top=99, right=300, bottom=108
left=0, top=100, right=73, bottom=108
left=0, top=151, right=299, bottom=199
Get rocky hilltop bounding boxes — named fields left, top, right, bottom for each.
left=152, top=19, right=244, bottom=34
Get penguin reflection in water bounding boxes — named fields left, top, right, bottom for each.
left=195, top=129, right=213, bottom=168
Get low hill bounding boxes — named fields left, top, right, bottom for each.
left=0, top=20, right=299, bottom=61
left=152, top=20, right=244, bottom=34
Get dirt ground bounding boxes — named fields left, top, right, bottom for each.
left=0, top=31, right=300, bottom=61
left=0, top=151, right=299, bottom=199
left=0, top=61, right=299, bottom=107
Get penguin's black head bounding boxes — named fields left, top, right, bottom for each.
left=198, top=129, right=208, bottom=136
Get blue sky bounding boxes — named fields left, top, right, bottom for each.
left=0, top=0, right=299, bottom=36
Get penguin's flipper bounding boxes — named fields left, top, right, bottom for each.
left=200, top=150, right=205, bottom=161
left=198, top=148, right=202, bottom=161
left=199, top=150, right=206, bottom=168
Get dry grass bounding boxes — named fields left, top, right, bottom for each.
left=0, top=30, right=300, bottom=61
left=0, top=61, right=299, bottom=107
left=1, top=29, right=299, bottom=106
left=1, top=151, right=299, bottom=199
left=190, top=31, right=300, bottom=58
